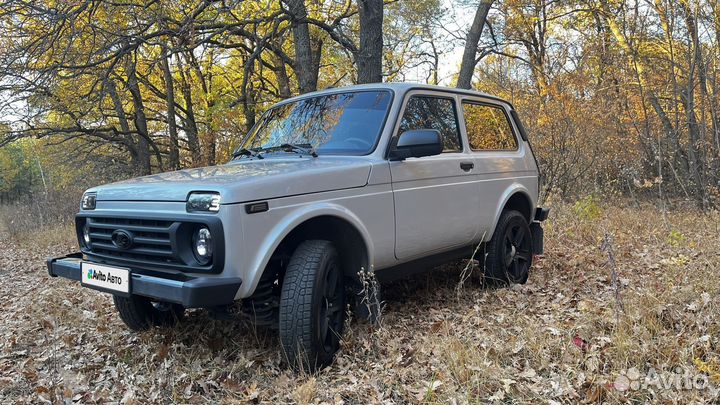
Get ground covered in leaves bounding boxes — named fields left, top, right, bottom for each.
left=1, top=202, right=720, bottom=404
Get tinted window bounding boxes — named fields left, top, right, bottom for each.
left=398, top=96, right=462, bottom=152
left=463, top=102, right=518, bottom=151
left=242, top=91, right=392, bottom=155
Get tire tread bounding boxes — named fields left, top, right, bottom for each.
left=279, top=240, right=339, bottom=370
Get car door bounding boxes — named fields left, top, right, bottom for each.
left=460, top=98, right=528, bottom=238
left=390, top=92, right=481, bottom=260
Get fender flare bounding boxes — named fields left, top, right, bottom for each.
left=237, top=203, right=375, bottom=298
left=487, top=184, right=535, bottom=238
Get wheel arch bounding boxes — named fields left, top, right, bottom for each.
left=238, top=204, right=373, bottom=298
left=488, top=185, right=535, bottom=238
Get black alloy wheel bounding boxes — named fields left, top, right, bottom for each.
left=484, top=210, right=533, bottom=285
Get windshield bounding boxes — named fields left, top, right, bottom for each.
left=241, top=90, right=392, bottom=155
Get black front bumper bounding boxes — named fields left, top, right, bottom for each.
left=47, top=253, right=242, bottom=308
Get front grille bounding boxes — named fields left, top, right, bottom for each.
left=85, top=217, right=181, bottom=265
left=77, top=213, right=224, bottom=274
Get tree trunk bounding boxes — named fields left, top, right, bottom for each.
left=680, top=2, right=708, bottom=208
left=356, top=0, right=384, bottom=84
left=654, top=0, right=687, bottom=172
left=649, top=93, right=680, bottom=153
left=243, top=87, right=257, bottom=135
left=456, top=0, right=494, bottom=89
left=273, top=52, right=292, bottom=99
left=680, top=86, right=706, bottom=208
left=712, top=2, right=720, bottom=159
left=176, top=54, right=202, bottom=167
left=104, top=77, right=140, bottom=170
left=285, top=0, right=318, bottom=93
left=429, top=33, right=440, bottom=85
left=240, top=50, right=258, bottom=135
left=124, top=56, right=153, bottom=175
left=161, top=45, right=180, bottom=170
left=186, top=49, right=216, bottom=166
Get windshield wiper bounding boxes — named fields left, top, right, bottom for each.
left=279, top=143, right=318, bottom=157
left=232, top=147, right=263, bottom=159
left=255, top=143, right=318, bottom=158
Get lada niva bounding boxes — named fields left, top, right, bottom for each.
left=48, top=83, right=549, bottom=370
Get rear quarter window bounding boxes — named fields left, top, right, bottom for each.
left=463, top=102, right=519, bottom=151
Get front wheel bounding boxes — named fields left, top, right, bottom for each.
left=483, top=210, right=533, bottom=285
left=113, top=295, right=184, bottom=331
left=279, top=240, right=346, bottom=371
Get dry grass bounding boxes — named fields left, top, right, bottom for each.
left=0, top=191, right=80, bottom=238
left=292, top=377, right=317, bottom=404
left=1, top=202, right=719, bottom=404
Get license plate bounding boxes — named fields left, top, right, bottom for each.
left=81, top=262, right=130, bottom=294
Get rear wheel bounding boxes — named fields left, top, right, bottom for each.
left=484, top=210, right=533, bottom=285
left=279, top=240, right=346, bottom=371
left=113, top=295, right=184, bottom=331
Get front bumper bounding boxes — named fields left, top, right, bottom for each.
left=47, top=253, right=242, bottom=308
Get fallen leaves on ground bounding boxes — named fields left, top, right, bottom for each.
left=1, top=203, right=720, bottom=404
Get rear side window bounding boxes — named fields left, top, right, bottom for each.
left=398, top=96, right=462, bottom=152
left=463, top=102, right=518, bottom=151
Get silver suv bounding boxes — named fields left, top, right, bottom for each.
left=48, top=83, right=548, bottom=370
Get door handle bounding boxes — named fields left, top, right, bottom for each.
left=460, top=162, right=474, bottom=171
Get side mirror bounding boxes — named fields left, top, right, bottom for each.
left=389, top=129, right=443, bottom=161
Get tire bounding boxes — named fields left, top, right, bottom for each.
left=113, top=295, right=185, bottom=331
left=279, top=240, right=346, bottom=371
left=484, top=210, right=533, bottom=286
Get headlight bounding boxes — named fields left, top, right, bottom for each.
left=186, top=192, right=221, bottom=212
left=81, top=192, right=96, bottom=210
left=82, top=221, right=91, bottom=246
left=192, top=227, right=213, bottom=264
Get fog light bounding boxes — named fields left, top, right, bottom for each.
left=192, top=227, right=213, bottom=264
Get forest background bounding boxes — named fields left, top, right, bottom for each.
left=1, top=0, right=719, bottom=234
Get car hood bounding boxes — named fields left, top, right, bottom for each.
left=91, top=156, right=373, bottom=204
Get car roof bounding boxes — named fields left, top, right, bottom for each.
left=274, top=82, right=514, bottom=109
